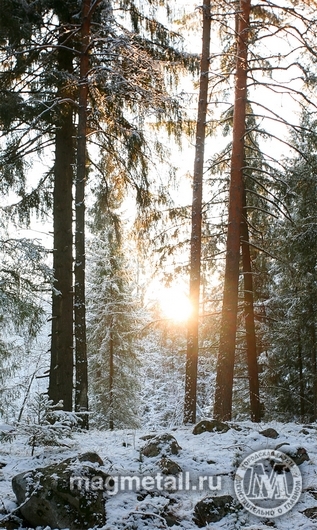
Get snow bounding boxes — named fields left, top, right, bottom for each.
left=0, top=424, right=15, bottom=433
left=1, top=421, right=317, bottom=529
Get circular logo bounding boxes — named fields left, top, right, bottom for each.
left=234, top=449, right=302, bottom=518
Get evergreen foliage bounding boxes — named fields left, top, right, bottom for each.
left=140, top=328, right=185, bottom=429
left=87, top=214, right=140, bottom=430
left=19, top=392, right=78, bottom=455
left=0, top=235, right=50, bottom=419
left=261, top=113, right=317, bottom=421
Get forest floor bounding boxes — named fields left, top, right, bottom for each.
left=1, top=421, right=317, bottom=529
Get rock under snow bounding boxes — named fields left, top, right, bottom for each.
left=141, top=433, right=182, bottom=458
left=193, top=494, right=236, bottom=526
left=12, top=452, right=107, bottom=530
left=158, top=457, right=182, bottom=475
left=193, top=419, right=230, bottom=435
left=259, top=427, right=279, bottom=439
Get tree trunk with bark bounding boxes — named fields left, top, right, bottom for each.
left=184, top=0, right=211, bottom=425
left=74, top=0, right=92, bottom=430
left=297, top=327, right=305, bottom=420
left=309, top=306, right=317, bottom=421
left=213, top=0, right=251, bottom=421
left=241, top=187, right=261, bottom=422
left=48, top=30, right=74, bottom=412
left=109, top=321, right=114, bottom=431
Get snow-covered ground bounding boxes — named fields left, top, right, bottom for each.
left=1, top=421, right=317, bottom=529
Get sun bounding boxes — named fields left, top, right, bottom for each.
left=158, top=286, right=193, bottom=323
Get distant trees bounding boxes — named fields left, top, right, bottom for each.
left=87, top=209, right=140, bottom=430
left=140, top=318, right=186, bottom=429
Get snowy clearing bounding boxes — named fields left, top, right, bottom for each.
left=1, top=421, right=317, bottom=529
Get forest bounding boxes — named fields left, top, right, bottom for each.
left=3, top=1, right=317, bottom=529
left=0, top=0, right=317, bottom=433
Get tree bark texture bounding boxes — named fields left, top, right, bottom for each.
left=213, top=0, right=251, bottom=421
left=49, top=30, right=74, bottom=411
left=241, top=187, right=261, bottom=422
left=309, top=306, right=317, bottom=421
left=297, top=328, right=305, bottom=420
left=184, top=0, right=211, bottom=424
left=109, top=322, right=114, bottom=431
left=74, top=0, right=92, bottom=429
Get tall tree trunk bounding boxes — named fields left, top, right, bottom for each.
left=241, top=186, right=261, bottom=422
left=213, top=0, right=250, bottom=421
left=109, top=322, right=114, bottom=431
left=74, top=0, right=91, bottom=429
left=309, top=305, right=317, bottom=421
left=184, top=0, right=211, bottom=425
left=297, top=327, right=305, bottom=420
left=48, top=30, right=74, bottom=412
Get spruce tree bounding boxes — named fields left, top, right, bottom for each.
left=0, top=236, right=49, bottom=419
left=262, top=113, right=317, bottom=421
left=87, top=207, right=140, bottom=430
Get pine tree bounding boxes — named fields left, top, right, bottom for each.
left=261, top=113, right=317, bottom=421
left=140, top=317, right=186, bottom=429
left=74, top=0, right=97, bottom=429
left=184, top=0, right=211, bottom=425
left=0, top=236, right=49, bottom=419
left=87, top=205, right=140, bottom=430
left=48, top=26, right=75, bottom=412
left=206, top=0, right=317, bottom=420
left=214, top=0, right=251, bottom=421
